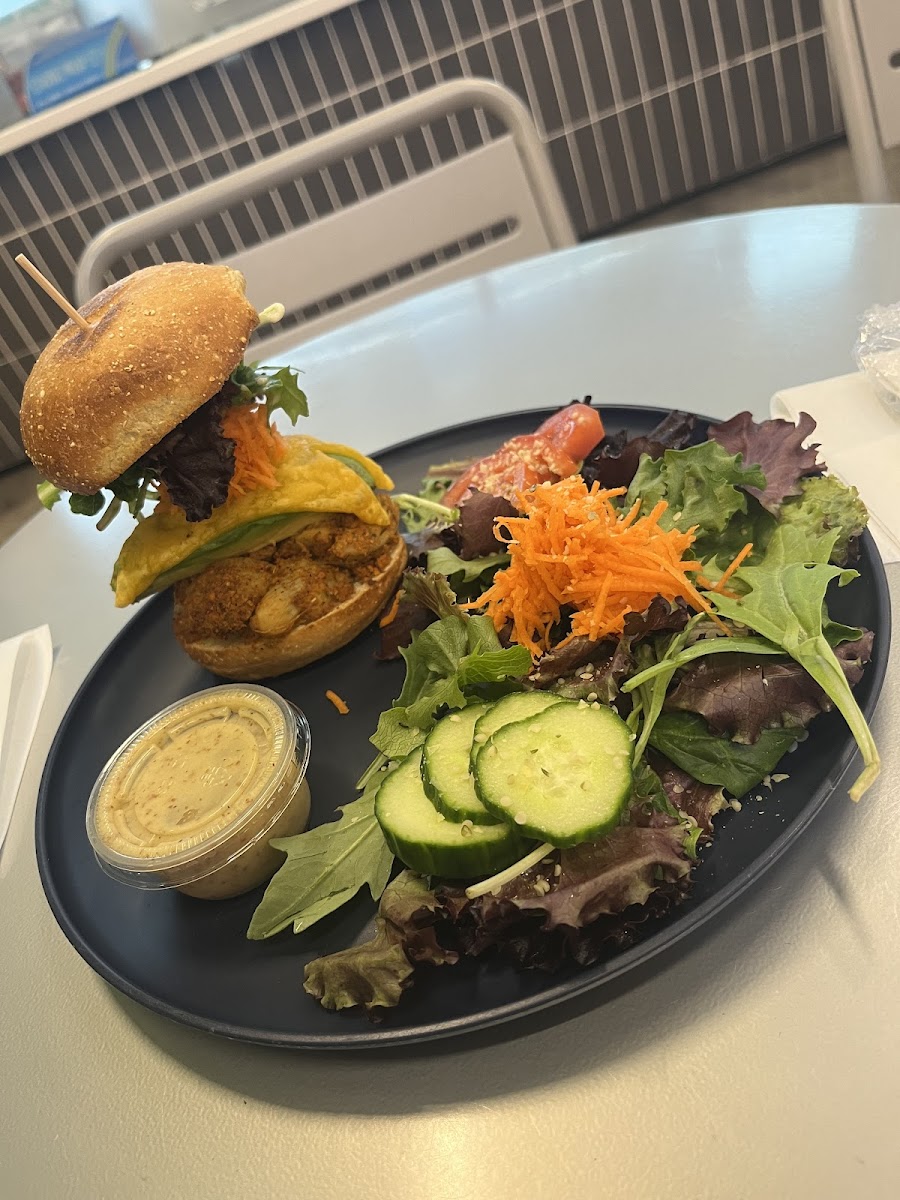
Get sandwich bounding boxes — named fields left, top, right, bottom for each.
left=19, top=261, right=406, bottom=680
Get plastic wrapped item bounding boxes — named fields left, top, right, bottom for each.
left=854, top=303, right=900, bottom=417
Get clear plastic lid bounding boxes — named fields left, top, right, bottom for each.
left=86, top=685, right=311, bottom=889
left=855, top=302, right=900, bottom=416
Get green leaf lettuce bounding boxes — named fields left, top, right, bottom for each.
left=709, top=524, right=879, bottom=800
left=625, top=440, right=766, bottom=557
left=303, top=871, right=456, bottom=1013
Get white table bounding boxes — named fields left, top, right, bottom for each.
left=3, top=206, right=900, bottom=1200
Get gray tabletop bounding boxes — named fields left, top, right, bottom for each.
left=2, top=205, right=899, bottom=1200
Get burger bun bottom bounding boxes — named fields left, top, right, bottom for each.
left=176, top=537, right=407, bottom=681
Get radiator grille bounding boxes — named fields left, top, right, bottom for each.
left=0, top=0, right=837, bottom=468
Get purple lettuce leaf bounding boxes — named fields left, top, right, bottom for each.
left=436, top=820, right=692, bottom=973
left=580, top=410, right=698, bottom=490
left=648, top=752, right=728, bottom=836
left=708, top=410, right=823, bottom=514
left=453, top=489, right=518, bottom=558
left=376, top=597, right=436, bottom=662
left=141, top=389, right=236, bottom=522
left=665, top=633, right=873, bottom=744
left=529, top=597, right=689, bottom=699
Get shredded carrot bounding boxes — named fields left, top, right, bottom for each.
left=379, top=590, right=402, bottom=628
left=711, top=541, right=753, bottom=593
left=325, top=690, right=349, bottom=715
left=465, top=477, right=745, bottom=659
left=221, top=403, right=286, bottom=498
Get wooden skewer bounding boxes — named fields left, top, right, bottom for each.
left=15, top=254, right=92, bottom=333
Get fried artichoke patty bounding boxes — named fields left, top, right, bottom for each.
left=274, top=493, right=398, bottom=565
left=250, top=559, right=355, bottom=636
left=174, top=496, right=400, bottom=642
left=173, top=557, right=274, bottom=642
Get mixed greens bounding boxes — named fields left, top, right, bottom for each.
left=248, top=407, right=880, bottom=1017
left=37, top=363, right=306, bottom=526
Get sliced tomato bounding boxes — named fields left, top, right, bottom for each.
left=534, top=403, right=606, bottom=462
left=444, top=403, right=604, bottom=506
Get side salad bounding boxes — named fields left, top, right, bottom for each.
left=247, top=403, right=878, bottom=1016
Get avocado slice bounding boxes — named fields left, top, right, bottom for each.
left=135, top=512, right=322, bottom=597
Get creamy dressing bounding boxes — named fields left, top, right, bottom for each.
left=89, top=687, right=310, bottom=899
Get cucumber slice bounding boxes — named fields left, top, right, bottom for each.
left=422, top=705, right=499, bottom=824
left=474, top=701, right=633, bottom=847
left=375, top=749, right=528, bottom=878
left=471, top=691, right=564, bottom=770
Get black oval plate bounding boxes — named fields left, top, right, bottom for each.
left=36, top=406, right=891, bottom=1048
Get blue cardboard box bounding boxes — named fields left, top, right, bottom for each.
left=25, top=19, right=139, bottom=113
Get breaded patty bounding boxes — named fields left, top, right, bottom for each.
left=275, top=494, right=399, bottom=566
left=250, top=559, right=355, bottom=636
left=173, top=495, right=401, bottom=642
left=173, top=558, right=274, bottom=642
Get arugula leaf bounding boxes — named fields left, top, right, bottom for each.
left=399, top=619, right=468, bottom=698
left=229, top=362, right=308, bottom=424
left=262, top=366, right=308, bottom=424
left=629, top=615, right=707, bottom=761
left=709, top=525, right=880, bottom=800
left=246, top=785, right=394, bottom=940
left=229, top=362, right=261, bottom=399
left=370, top=711, right=428, bottom=760
left=462, top=613, right=503, bottom=656
left=626, top=441, right=766, bottom=557
left=648, top=712, right=801, bottom=797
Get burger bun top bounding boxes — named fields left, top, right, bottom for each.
left=19, top=262, right=259, bottom=494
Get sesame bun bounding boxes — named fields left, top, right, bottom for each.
left=175, top=536, right=407, bottom=681
left=20, top=262, right=259, bottom=494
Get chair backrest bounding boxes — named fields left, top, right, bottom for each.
left=822, top=0, right=898, bottom=202
left=74, top=78, right=575, bottom=355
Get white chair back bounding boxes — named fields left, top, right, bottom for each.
left=822, top=0, right=899, bottom=201
left=74, top=78, right=575, bottom=355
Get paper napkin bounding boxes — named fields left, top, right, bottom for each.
left=771, top=373, right=900, bottom=565
left=0, top=625, right=52, bottom=858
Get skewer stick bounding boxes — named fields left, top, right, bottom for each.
left=14, top=254, right=92, bottom=333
